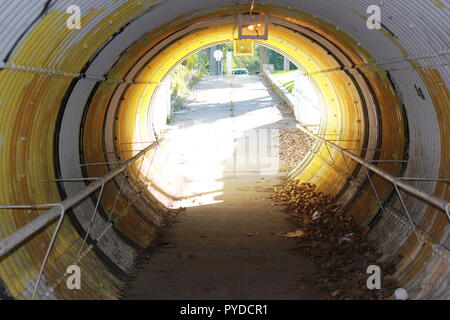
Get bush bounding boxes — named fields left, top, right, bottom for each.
left=170, top=63, right=204, bottom=112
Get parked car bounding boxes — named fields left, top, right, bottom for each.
left=231, top=68, right=249, bottom=75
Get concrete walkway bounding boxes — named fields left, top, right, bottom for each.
left=123, top=76, right=324, bottom=300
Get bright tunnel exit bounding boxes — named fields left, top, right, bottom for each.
left=143, top=44, right=321, bottom=212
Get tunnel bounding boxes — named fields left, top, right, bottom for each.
left=0, top=0, right=448, bottom=300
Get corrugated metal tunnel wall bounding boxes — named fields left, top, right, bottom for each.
left=0, top=0, right=448, bottom=299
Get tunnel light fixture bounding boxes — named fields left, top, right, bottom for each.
left=238, top=12, right=268, bottom=40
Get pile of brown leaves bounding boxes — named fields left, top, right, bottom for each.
left=275, top=101, right=295, bottom=118
left=272, top=180, right=398, bottom=300
left=279, top=129, right=314, bottom=172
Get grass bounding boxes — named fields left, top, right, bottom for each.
left=271, top=70, right=296, bottom=75
left=171, top=94, right=184, bottom=112
left=230, top=101, right=235, bottom=117
left=189, top=72, right=203, bottom=88
left=284, top=80, right=295, bottom=94
left=271, top=70, right=296, bottom=94
left=170, top=64, right=205, bottom=112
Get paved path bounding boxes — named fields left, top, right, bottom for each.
left=123, top=76, right=324, bottom=300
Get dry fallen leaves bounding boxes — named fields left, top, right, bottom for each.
left=272, top=180, right=399, bottom=300
left=278, top=129, right=315, bottom=172
left=277, top=229, right=305, bottom=238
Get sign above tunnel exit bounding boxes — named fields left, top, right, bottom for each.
left=233, top=40, right=254, bottom=56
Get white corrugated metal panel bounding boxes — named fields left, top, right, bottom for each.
left=0, top=0, right=48, bottom=62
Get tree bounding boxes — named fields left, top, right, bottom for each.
left=183, top=50, right=210, bottom=74
left=267, top=49, right=284, bottom=70
left=259, top=46, right=268, bottom=72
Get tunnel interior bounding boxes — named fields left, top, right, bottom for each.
left=0, top=0, right=448, bottom=300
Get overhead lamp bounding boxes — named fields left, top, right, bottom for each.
left=238, top=12, right=268, bottom=40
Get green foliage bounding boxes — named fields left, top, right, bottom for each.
left=285, top=81, right=295, bottom=93
left=182, top=49, right=210, bottom=74
left=170, top=64, right=189, bottom=111
left=267, top=49, right=284, bottom=70
left=189, top=72, right=203, bottom=88
left=171, top=93, right=184, bottom=112
left=271, top=70, right=297, bottom=93
left=271, top=70, right=296, bottom=75
left=178, top=43, right=298, bottom=76
left=170, top=50, right=209, bottom=112
left=262, top=47, right=298, bottom=71
left=183, top=53, right=198, bottom=69
left=171, top=64, right=188, bottom=92
left=232, top=55, right=260, bottom=74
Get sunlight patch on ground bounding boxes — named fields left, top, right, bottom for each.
left=149, top=76, right=288, bottom=209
